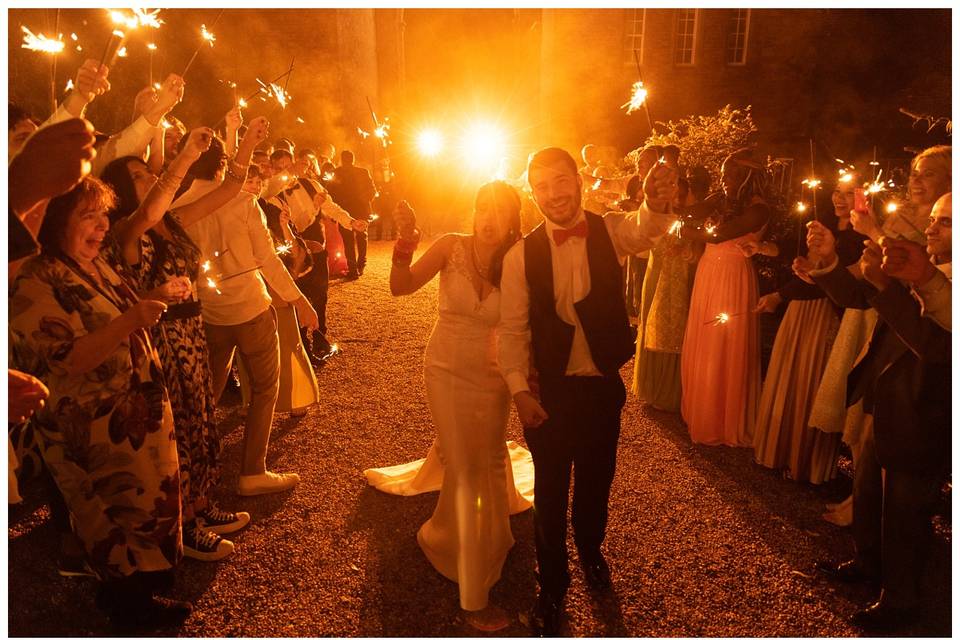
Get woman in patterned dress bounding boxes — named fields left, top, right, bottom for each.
left=9, top=177, right=189, bottom=626
left=102, top=118, right=269, bottom=560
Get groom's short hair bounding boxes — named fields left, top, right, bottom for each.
left=527, top=147, right=578, bottom=183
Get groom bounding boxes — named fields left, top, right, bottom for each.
left=497, top=147, right=677, bottom=636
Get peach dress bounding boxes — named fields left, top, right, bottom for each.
left=680, top=233, right=761, bottom=446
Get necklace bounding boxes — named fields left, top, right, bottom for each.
left=471, top=238, right=491, bottom=279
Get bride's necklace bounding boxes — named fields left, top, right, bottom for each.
left=471, top=238, right=492, bottom=280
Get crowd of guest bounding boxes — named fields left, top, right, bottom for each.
left=8, top=58, right=378, bottom=628
left=7, top=54, right=950, bottom=635
left=581, top=138, right=951, bottom=632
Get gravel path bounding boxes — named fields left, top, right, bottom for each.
left=7, top=240, right=950, bottom=637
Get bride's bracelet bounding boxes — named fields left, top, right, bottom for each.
left=392, top=232, right=420, bottom=268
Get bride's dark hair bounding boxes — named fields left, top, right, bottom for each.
left=474, top=180, right=522, bottom=288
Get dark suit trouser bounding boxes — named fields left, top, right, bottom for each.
left=523, top=374, right=625, bottom=600
left=339, top=225, right=367, bottom=274
left=853, top=421, right=942, bottom=608
left=296, top=250, right=329, bottom=348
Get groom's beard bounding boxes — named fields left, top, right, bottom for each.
left=538, top=189, right=582, bottom=227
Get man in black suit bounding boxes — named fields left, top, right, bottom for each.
left=803, top=210, right=951, bottom=632
left=330, top=149, right=376, bottom=279
left=497, top=147, right=678, bottom=636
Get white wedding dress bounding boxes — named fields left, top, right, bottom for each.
left=364, top=236, right=534, bottom=611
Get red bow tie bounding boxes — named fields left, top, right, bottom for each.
left=552, top=220, right=588, bottom=246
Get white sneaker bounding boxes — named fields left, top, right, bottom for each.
left=183, top=522, right=234, bottom=561
left=236, top=470, right=300, bottom=496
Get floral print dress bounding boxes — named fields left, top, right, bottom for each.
left=9, top=253, right=182, bottom=579
left=131, top=214, right=220, bottom=509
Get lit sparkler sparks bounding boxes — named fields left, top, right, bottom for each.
left=147, top=42, right=157, bottom=51
left=200, top=23, right=216, bottom=46
left=801, top=178, right=821, bottom=189
left=322, top=172, right=335, bottom=182
left=369, top=214, right=380, bottom=223
left=21, top=26, right=65, bottom=53
left=704, top=222, right=717, bottom=236
left=182, top=22, right=218, bottom=76
left=132, top=8, right=163, bottom=29
left=296, top=116, right=305, bottom=124
left=592, top=178, right=603, bottom=191
left=668, top=219, right=683, bottom=238
left=238, top=97, right=248, bottom=109
left=116, top=46, right=127, bottom=57
left=796, top=202, right=807, bottom=213
left=108, top=10, right=139, bottom=30
left=621, top=80, right=648, bottom=114
left=65, top=78, right=74, bottom=92
left=275, top=241, right=294, bottom=256
left=357, top=127, right=371, bottom=140
left=885, top=201, right=898, bottom=214
left=709, top=312, right=730, bottom=326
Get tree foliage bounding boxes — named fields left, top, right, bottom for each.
left=629, top=104, right=759, bottom=191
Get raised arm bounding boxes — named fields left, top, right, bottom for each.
left=41, top=59, right=111, bottom=127
left=389, top=201, right=452, bottom=296
left=112, top=127, right=215, bottom=266
left=174, top=117, right=270, bottom=228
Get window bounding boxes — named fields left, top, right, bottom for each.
left=673, top=9, right=698, bottom=65
left=624, top=8, right=646, bottom=66
left=726, top=9, right=750, bottom=65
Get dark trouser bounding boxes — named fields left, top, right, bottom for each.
left=853, top=422, right=942, bottom=608
left=338, top=224, right=367, bottom=274
left=297, top=250, right=329, bottom=350
left=523, top=374, right=626, bottom=600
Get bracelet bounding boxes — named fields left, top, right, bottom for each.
left=225, top=166, right=246, bottom=182
left=155, top=170, right=185, bottom=193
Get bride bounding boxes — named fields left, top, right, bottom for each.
left=364, top=181, right=533, bottom=631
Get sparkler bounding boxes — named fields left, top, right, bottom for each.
left=885, top=201, right=898, bottom=214
left=322, top=171, right=335, bottom=182
left=181, top=17, right=220, bottom=77
left=99, top=29, right=126, bottom=69
left=275, top=241, right=294, bottom=256
left=357, top=127, right=371, bottom=140
left=21, top=25, right=64, bottom=53
left=116, top=46, right=127, bottom=58
left=621, top=81, right=648, bottom=115
left=704, top=222, right=717, bottom=237
left=795, top=201, right=808, bottom=255
left=132, top=8, right=163, bottom=29
left=147, top=42, right=157, bottom=85
left=705, top=311, right=750, bottom=326
left=668, top=219, right=683, bottom=239
left=65, top=78, right=74, bottom=92
left=801, top=177, right=820, bottom=223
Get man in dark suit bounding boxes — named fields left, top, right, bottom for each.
left=330, top=149, right=376, bottom=279
left=803, top=212, right=951, bottom=632
left=497, top=147, right=678, bottom=636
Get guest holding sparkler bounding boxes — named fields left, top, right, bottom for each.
left=804, top=188, right=951, bottom=632
left=102, top=118, right=269, bottom=560
left=331, top=149, right=377, bottom=279
left=751, top=173, right=868, bottom=485
left=9, top=176, right=189, bottom=627
left=172, top=128, right=318, bottom=498
left=236, top=167, right=320, bottom=413
left=679, top=148, right=770, bottom=446
left=268, top=148, right=368, bottom=363
left=632, top=145, right=694, bottom=413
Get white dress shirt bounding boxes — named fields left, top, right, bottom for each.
left=497, top=204, right=676, bottom=395
left=270, top=180, right=355, bottom=235
left=174, top=179, right=303, bottom=326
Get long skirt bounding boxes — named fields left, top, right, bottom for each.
left=752, top=298, right=841, bottom=484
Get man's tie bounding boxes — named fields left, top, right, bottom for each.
left=552, top=219, right=589, bottom=246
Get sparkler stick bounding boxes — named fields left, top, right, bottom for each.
left=181, top=10, right=223, bottom=77
left=147, top=42, right=157, bottom=86
left=51, top=9, right=60, bottom=114
left=795, top=201, right=807, bottom=256
left=632, top=50, right=655, bottom=132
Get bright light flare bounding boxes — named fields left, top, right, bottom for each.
left=275, top=241, right=294, bottom=256
left=838, top=172, right=853, bottom=183
left=802, top=178, right=821, bottom=189
left=461, top=122, right=506, bottom=171
left=108, top=10, right=139, bottom=30
left=116, top=46, right=127, bottom=57
left=886, top=202, right=898, bottom=214
left=147, top=42, right=157, bottom=51
left=621, top=81, right=648, bottom=114
left=796, top=202, right=807, bottom=213
left=21, top=26, right=65, bottom=54
left=416, top=129, right=444, bottom=157
left=709, top=312, right=731, bottom=326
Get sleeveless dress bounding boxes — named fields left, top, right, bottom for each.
left=364, top=236, right=534, bottom=612
left=680, top=233, right=761, bottom=446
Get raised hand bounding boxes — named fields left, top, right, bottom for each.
left=9, top=119, right=97, bottom=215
left=225, top=105, right=242, bottom=132
left=181, top=127, right=215, bottom=160
left=805, top=220, right=837, bottom=265
left=642, top=163, right=679, bottom=213
left=859, top=239, right=891, bottom=291
left=143, top=74, right=185, bottom=126
left=850, top=207, right=881, bottom=241
left=239, top=116, right=269, bottom=152
left=394, top=200, right=417, bottom=240
left=879, top=236, right=936, bottom=285
left=792, top=256, right=816, bottom=284
left=71, top=59, right=111, bottom=108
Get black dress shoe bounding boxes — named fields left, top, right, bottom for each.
left=814, top=559, right=880, bottom=585
left=851, top=599, right=918, bottom=631
left=529, top=593, right=562, bottom=637
left=345, top=271, right=359, bottom=280
left=582, top=555, right=612, bottom=590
